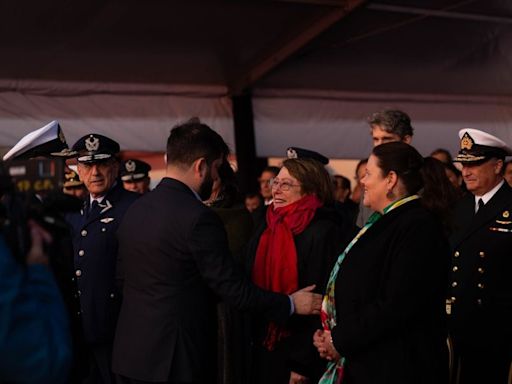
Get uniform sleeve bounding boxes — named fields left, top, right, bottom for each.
left=0, top=236, right=72, bottom=384
left=331, top=220, right=449, bottom=356
left=189, top=209, right=291, bottom=323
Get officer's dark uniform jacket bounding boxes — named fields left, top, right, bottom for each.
left=448, top=181, right=512, bottom=347
left=66, top=183, right=138, bottom=344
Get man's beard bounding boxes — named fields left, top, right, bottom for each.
left=198, top=169, right=214, bottom=201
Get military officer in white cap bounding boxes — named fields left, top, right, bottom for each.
left=448, top=128, right=512, bottom=384
left=66, top=133, right=139, bottom=384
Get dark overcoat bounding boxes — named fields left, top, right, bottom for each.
left=66, top=183, right=139, bottom=344
left=448, top=182, right=512, bottom=382
left=244, top=206, right=349, bottom=384
left=111, top=178, right=290, bottom=383
left=331, top=200, right=449, bottom=384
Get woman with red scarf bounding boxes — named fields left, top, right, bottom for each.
left=245, top=157, right=347, bottom=384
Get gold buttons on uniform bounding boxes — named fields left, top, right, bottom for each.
left=101, top=228, right=106, bottom=232
left=452, top=266, right=459, bottom=272
left=75, top=269, right=82, bottom=277
left=477, top=299, right=482, bottom=305
left=454, top=251, right=460, bottom=258
left=78, top=250, right=85, bottom=257
left=451, top=282, right=458, bottom=287
left=81, top=230, right=88, bottom=237
left=451, top=296, right=456, bottom=302
left=477, top=283, right=484, bottom=289
left=479, top=251, right=485, bottom=258
left=478, top=267, right=484, bottom=274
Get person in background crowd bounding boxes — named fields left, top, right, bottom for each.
left=258, top=166, right=280, bottom=206
left=356, top=110, right=414, bottom=227
left=350, top=158, right=367, bottom=204
left=443, top=161, right=463, bottom=189
left=431, top=148, right=452, bottom=164
left=245, top=156, right=345, bottom=384
left=314, top=142, right=449, bottom=384
left=66, top=134, right=139, bottom=384
left=63, top=168, right=88, bottom=201
left=420, top=157, right=461, bottom=235
left=0, top=219, right=72, bottom=384
left=333, top=175, right=358, bottom=224
left=112, top=120, right=322, bottom=384
left=503, top=160, right=512, bottom=187
left=245, top=192, right=263, bottom=213
left=203, top=156, right=253, bottom=384
left=120, top=159, right=151, bottom=194
left=447, top=128, right=512, bottom=384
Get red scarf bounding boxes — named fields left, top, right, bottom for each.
left=252, top=194, right=322, bottom=349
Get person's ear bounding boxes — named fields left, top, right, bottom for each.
left=387, top=171, right=398, bottom=190
left=495, top=159, right=504, bottom=175
left=401, top=135, right=412, bottom=144
left=193, top=157, right=207, bottom=177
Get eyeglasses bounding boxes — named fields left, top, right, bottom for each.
left=269, top=178, right=301, bottom=191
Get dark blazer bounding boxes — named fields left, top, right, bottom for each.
left=331, top=200, right=449, bottom=384
left=112, top=178, right=290, bottom=383
left=244, top=206, right=348, bottom=384
left=66, top=183, right=139, bottom=344
left=448, top=182, right=512, bottom=348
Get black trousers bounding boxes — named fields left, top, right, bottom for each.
left=81, top=343, right=114, bottom=384
left=115, top=375, right=195, bottom=384
left=454, top=339, right=511, bottom=384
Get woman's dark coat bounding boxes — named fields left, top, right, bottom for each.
left=331, top=200, right=450, bottom=384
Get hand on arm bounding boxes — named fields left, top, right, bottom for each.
left=289, top=371, right=309, bottom=384
left=290, top=284, right=322, bottom=315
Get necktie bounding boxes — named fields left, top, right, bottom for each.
left=87, top=200, right=99, bottom=217
left=476, top=198, right=484, bottom=214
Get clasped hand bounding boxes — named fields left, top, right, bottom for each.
left=313, top=329, right=340, bottom=361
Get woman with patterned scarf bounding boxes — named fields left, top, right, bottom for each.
left=244, top=157, right=347, bottom=384
left=313, top=142, right=450, bottom=384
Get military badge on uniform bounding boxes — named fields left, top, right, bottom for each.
left=100, top=217, right=115, bottom=223
left=503, top=210, right=509, bottom=218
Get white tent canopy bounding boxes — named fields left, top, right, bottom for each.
left=0, top=0, right=511, bottom=158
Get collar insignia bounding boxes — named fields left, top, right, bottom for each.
left=125, top=160, right=136, bottom=173
left=460, top=132, right=474, bottom=150
left=85, top=135, right=100, bottom=151
left=98, top=199, right=113, bottom=214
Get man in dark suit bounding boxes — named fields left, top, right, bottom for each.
left=67, top=134, right=139, bottom=384
left=112, top=119, right=322, bottom=384
left=448, top=128, right=512, bottom=384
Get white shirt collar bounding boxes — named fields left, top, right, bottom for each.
left=474, top=179, right=504, bottom=210
left=89, top=196, right=105, bottom=206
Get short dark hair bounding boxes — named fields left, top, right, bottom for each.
left=282, top=158, right=334, bottom=205
left=333, top=175, right=351, bottom=191
left=261, top=166, right=280, bottom=177
left=372, top=142, right=423, bottom=195
left=430, top=148, right=452, bottom=164
left=166, top=118, right=229, bottom=167
left=368, top=109, right=414, bottom=139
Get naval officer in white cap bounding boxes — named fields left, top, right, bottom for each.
left=447, top=128, right=512, bottom=384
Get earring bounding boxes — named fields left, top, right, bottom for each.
left=386, top=189, right=395, bottom=200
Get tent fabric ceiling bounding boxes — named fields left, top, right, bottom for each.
left=0, top=0, right=511, bottom=158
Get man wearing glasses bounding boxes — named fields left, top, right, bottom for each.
left=67, top=134, right=139, bottom=384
